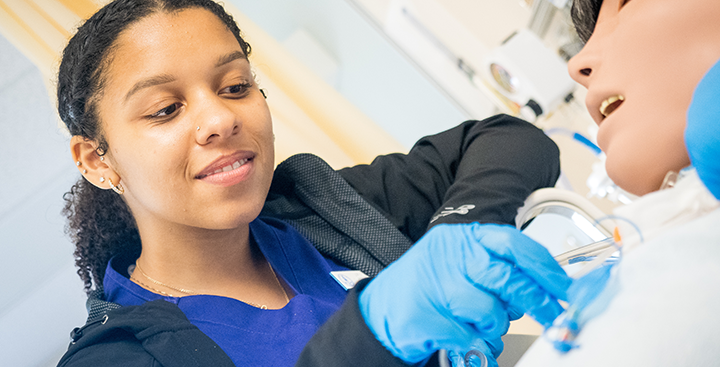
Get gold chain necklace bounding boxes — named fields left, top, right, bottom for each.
left=130, top=261, right=290, bottom=309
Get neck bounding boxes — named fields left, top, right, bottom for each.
left=129, top=215, right=292, bottom=308
left=133, top=214, right=260, bottom=290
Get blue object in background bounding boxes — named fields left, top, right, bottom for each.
left=686, top=57, right=720, bottom=200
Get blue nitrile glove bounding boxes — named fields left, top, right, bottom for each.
left=447, top=337, right=500, bottom=367
left=358, top=223, right=571, bottom=364
left=686, top=57, right=720, bottom=200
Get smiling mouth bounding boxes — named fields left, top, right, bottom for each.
left=600, top=95, right=625, bottom=118
left=195, top=158, right=250, bottom=179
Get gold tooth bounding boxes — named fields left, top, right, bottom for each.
left=600, top=95, right=625, bottom=117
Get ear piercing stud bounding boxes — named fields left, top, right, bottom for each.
left=99, top=177, right=105, bottom=183
left=197, top=126, right=200, bottom=131
left=100, top=156, right=105, bottom=161
left=77, top=161, right=87, bottom=174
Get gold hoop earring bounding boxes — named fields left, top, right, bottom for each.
left=107, top=178, right=124, bottom=195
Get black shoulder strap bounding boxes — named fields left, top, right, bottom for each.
left=262, top=154, right=412, bottom=276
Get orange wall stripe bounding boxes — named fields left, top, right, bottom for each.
left=0, top=0, right=57, bottom=59
left=56, top=0, right=96, bottom=20
left=26, top=0, right=71, bottom=38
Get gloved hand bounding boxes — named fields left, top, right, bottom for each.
left=686, top=57, right=720, bottom=200
left=447, top=337, right=500, bottom=367
left=358, top=223, right=571, bottom=364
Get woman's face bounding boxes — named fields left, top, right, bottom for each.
left=568, top=0, right=720, bottom=195
left=96, top=8, right=274, bottom=230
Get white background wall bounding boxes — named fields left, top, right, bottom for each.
left=0, top=34, right=88, bottom=366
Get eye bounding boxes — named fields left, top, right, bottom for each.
left=220, top=82, right=253, bottom=97
left=149, top=102, right=182, bottom=119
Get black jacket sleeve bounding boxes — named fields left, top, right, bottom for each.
left=339, top=115, right=560, bottom=242
left=304, top=115, right=560, bottom=367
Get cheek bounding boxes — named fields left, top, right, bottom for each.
left=112, top=125, right=187, bottom=178
left=110, top=130, right=191, bottom=209
left=249, top=105, right=275, bottom=160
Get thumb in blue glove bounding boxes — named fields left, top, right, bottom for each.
left=359, top=223, right=572, bottom=364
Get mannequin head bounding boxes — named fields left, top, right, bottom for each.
left=568, top=0, right=720, bottom=195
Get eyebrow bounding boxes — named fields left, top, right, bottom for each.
left=123, top=51, right=246, bottom=102
left=124, top=74, right=176, bottom=102
left=215, top=50, right=246, bottom=67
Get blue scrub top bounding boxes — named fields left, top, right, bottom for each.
left=103, top=217, right=350, bottom=366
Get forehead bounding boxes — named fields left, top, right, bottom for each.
left=101, top=8, right=245, bottom=91
left=114, top=7, right=236, bottom=58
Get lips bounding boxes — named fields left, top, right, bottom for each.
left=195, top=152, right=255, bottom=187
left=196, top=158, right=249, bottom=179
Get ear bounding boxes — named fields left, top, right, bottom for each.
left=70, top=136, right=120, bottom=190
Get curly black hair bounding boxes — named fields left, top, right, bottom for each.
left=58, top=0, right=252, bottom=293
left=571, top=0, right=603, bottom=43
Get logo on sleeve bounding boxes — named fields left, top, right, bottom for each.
left=430, top=204, right=476, bottom=223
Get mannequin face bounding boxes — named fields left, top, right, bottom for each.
left=568, top=0, right=720, bottom=195
left=93, top=8, right=274, bottom=231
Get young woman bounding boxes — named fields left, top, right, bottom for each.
left=55, top=0, right=569, bottom=366
left=513, top=0, right=720, bottom=365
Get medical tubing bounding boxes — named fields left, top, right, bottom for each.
left=553, top=237, right=617, bottom=266
left=543, top=127, right=602, bottom=156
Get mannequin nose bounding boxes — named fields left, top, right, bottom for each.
left=568, top=52, right=593, bottom=88
left=566, top=30, right=605, bottom=89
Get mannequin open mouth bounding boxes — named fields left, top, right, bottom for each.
left=600, top=95, right=625, bottom=119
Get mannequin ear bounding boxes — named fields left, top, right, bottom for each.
left=70, top=136, right=117, bottom=190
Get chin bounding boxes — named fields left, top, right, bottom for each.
left=606, top=161, right=663, bottom=197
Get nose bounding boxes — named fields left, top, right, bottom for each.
left=194, top=94, right=240, bottom=145
left=567, top=38, right=599, bottom=88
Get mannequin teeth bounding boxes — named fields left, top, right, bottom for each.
left=600, top=95, right=625, bottom=117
